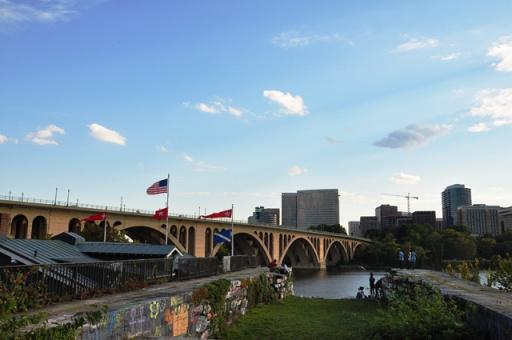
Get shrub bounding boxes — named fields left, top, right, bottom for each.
left=488, top=255, right=512, bottom=291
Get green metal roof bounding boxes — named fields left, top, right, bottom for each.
left=77, top=242, right=180, bottom=256
left=0, top=239, right=96, bottom=265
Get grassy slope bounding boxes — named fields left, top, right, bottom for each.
left=226, top=296, right=378, bottom=340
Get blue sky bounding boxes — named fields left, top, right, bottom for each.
left=1, top=0, right=512, bottom=228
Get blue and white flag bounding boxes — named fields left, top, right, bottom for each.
left=214, top=229, right=232, bottom=245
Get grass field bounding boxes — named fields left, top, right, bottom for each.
left=225, top=296, right=379, bottom=340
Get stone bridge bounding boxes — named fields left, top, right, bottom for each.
left=0, top=198, right=371, bottom=269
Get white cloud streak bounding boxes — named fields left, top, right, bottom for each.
left=488, top=36, right=512, bottom=72
left=374, top=124, right=451, bottom=149
left=191, top=98, right=245, bottom=118
left=394, top=37, right=438, bottom=52
left=263, top=90, right=308, bottom=116
left=0, top=0, right=77, bottom=25
left=469, top=88, right=512, bottom=131
left=0, top=134, right=7, bottom=144
left=155, top=145, right=168, bottom=153
left=88, top=123, right=126, bottom=146
left=390, top=172, right=421, bottom=184
left=432, top=52, right=461, bottom=61
left=26, top=124, right=65, bottom=145
left=272, top=31, right=353, bottom=48
left=326, top=136, right=342, bottom=145
left=182, top=153, right=225, bottom=172
left=288, top=166, right=308, bottom=176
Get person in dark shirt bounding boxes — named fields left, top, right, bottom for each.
left=369, top=272, right=376, bottom=297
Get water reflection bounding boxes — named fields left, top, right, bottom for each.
left=293, top=269, right=387, bottom=299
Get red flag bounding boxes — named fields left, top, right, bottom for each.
left=153, top=207, right=168, bottom=220
left=82, top=213, right=106, bottom=222
left=201, top=209, right=232, bottom=219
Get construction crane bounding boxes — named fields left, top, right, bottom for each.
left=382, top=192, right=419, bottom=214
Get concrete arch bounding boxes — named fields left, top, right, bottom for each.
left=179, top=226, right=187, bottom=249
left=68, top=218, right=81, bottom=233
left=188, top=227, right=195, bottom=256
left=324, top=240, right=349, bottom=266
left=11, top=214, right=28, bottom=239
left=31, top=216, right=47, bottom=239
left=212, top=231, right=272, bottom=265
left=205, top=228, right=212, bottom=257
left=170, top=225, right=177, bottom=238
left=279, top=237, right=320, bottom=269
left=118, top=225, right=185, bottom=253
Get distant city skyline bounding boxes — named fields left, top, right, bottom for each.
left=1, top=1, right=512, bottom=227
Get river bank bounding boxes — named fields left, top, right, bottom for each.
left=225, top=296, right=378, bottom=340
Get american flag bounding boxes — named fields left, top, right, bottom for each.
left=146, top=179, right=168, bottom=195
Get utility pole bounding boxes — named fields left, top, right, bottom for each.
left=66, top=189, right=70, bottom=206
left=54, top=188, right=58, bottom=205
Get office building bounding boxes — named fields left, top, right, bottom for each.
left=248, top=207, right=280, bottom=226
left=412, top=211, right=436, bottom=229
left=282, top=189, right=340, bottom=230
left=281, top=193, right=298, bottom=227
left=375, top=204, right=398, bottom=227
left=442, top=184, right=472, bottom=227
left=360, top=216, right=379, bottom=236
left=435, top=218, right=445, bottom=231
left=458, top=204, right=501, bottom=235
left=348, top=221, right=361, bottom=236
left=499, top=207, right=512, bottom=233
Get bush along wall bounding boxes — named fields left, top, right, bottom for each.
left=190, top=272, right=293, bottom=339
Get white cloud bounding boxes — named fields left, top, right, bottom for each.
left=326, top=136, right=342, bottom=145
left=155, top=145, right=168, bottom=153
left=390, top=172, right=421, bottom=185
left=468, top=123, right=490, bottom=133
left=271, top=31, right=352, bottom=48
left=26, top=124, right=65, bottom=145
left=88, top=123, right=126, bottom=146
left=263, top=90, right=308, bottom=116
left=394, top=37, right=438, bottom=52
left=191, top=98, right=245, bottom=118
left=374, top=124, right=451, bottom=149
left=487, top=36, right=512, bottom=72
left=469, top=88, right=512, bottom=130
left=0, top=0, right=77, bottom=25
left=183, top=153, right=193, bottom=162
left=182, top=153, right=225, bottom=172
left=288, top=166, right=308, bottom=176
left=0, top=134, right=7, bottom=144
left=432, top=52, right=461, bottom=61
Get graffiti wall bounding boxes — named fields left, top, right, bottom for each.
left=79, top=273, right=292, bottom=339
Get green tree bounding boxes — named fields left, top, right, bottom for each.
left=80, top=221, right=128, bottom=242
left=476, top=237, right=496, bottom=259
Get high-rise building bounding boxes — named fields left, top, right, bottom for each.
left=281, top=193, right=297, bottom=227
left=442, top=184, right=472, bottom=227
left=375, top=204, right=398, bottom=227
left=499, top=207, right=512, bottom=234
left=435, top=218, right=445, bottom=231
left=281, top=189, right=340, bottom=229
left=348, top=221, right=361, bottom=236
left=412, top=211, right=436, bottom=229
left=359, top=216, right=379, bottom=236
left=248, top=207, right=280, bottom=226
left=458, top=204, right=501, bottom=235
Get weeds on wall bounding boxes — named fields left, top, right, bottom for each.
left=444, top=260, right=481, bottom=284
left=0, top=270, right=106, bottom=339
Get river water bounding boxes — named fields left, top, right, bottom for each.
left=293, top=270, right=387, bottom=299
left=293, top=270, right=495, bottom=299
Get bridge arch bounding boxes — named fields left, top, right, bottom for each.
left=324, top=240, right=349, bottom=266
left=179, top=226, right=187, bottom=249
left=212, top=231, right=272, bottom=265
left=205, top=228, right=212, bottom=256
left=11, top=214, right=28, bottom=239
left=68, top=218, right=81, bottom=233
left=118, top=225, right=185, bottom=253
left=280, top=237, right=320, bottom=269
left=31, top=216, right=47, bottom=239
left=188, top=227, right=195, bottom=255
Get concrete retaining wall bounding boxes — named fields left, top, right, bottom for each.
left=78, top=272, right=293, bottom=339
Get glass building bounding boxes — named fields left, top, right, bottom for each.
left=442, top=184, right=472, bottom=227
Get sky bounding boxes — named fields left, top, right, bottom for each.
left=1, top=0, right=512, bottom=228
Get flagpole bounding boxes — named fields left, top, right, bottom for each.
left=103, top=212, right=107, bottom=243
left=231, top=203, right=234, bottom=256
left=165, top=173, right=170, bottom=245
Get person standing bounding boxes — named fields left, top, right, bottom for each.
left=369, top=272, right=376, bottom=297
left=407, top=250, right=412, bottom=269
left=398, top=249, right=405, bottom=269
left=410, top=250, right=417, bottom=269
